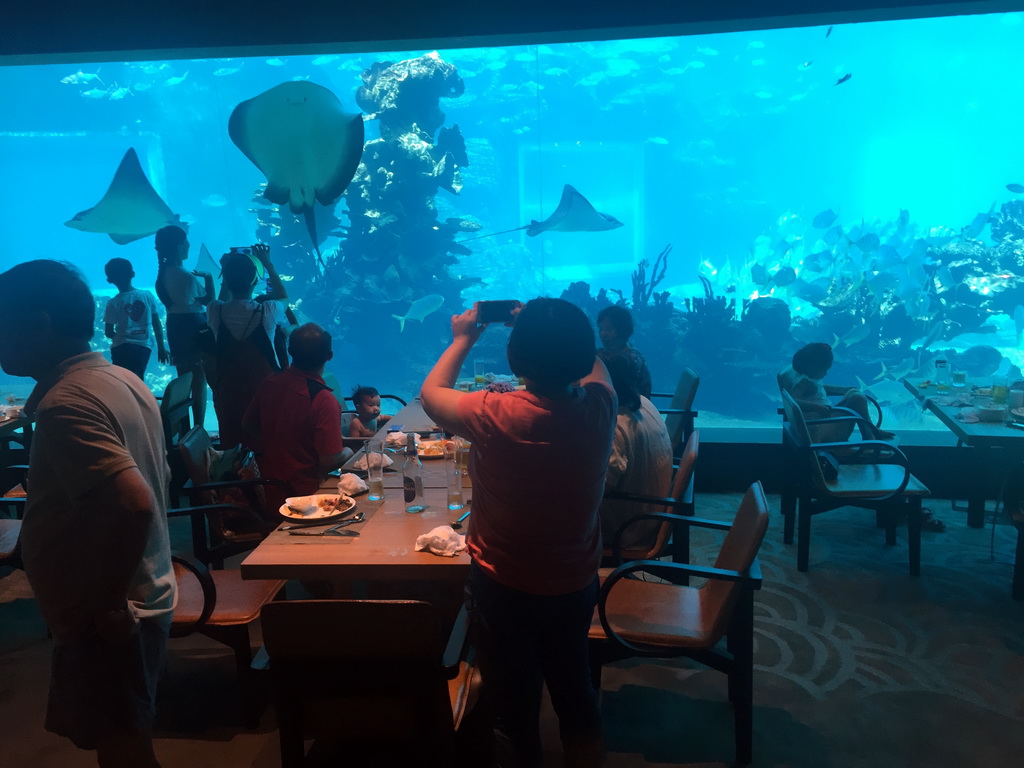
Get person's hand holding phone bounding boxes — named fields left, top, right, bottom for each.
left=451, top=306, right=485, bottom=344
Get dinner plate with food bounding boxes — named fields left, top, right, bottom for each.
left=417, top=439, right=452, bottom=459
left=279, top=494, right=357, bottom=523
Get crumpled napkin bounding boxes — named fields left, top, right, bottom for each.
left=337, top=473, right=367, bottom=495
left=415, top=525, right=467, bottom=557
left=385, top=431, right=416, bottom=449
left=352, top=452, right=394, bottom=471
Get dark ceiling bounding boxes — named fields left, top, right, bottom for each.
left=2, top=0, right=1019, bottom=64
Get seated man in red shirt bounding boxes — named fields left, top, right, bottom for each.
left=243, top=323, right=350, bottom=510
left=421, top=298, right=616, bottom=768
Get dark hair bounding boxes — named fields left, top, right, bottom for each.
left=506, top=298, right=595, bottom=388
left=288, top=323, right=332, bottom=370
left=597, top=305, right=634, bottom=340
left=351, top=384, right=379, bottom=405
left=600, top=350, right=642, bottom=411
left=221, top=252, right=256, bottom=295
left=154, top=225, right=187, bottom=307
left=792, top=343, right=833, bottom=375
left=104, top=257, right=133, bottom=281
left=0, top=260, right=94, bottom=341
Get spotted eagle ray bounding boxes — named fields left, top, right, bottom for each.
left=64, top=148, right=180, bottom=244
left=228, top=81, right=364, bottom=267
left=461, top=184, right=624, bottom=242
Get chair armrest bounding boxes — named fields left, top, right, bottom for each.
left=658, top=408, right=698, bottom=417
left=811, top=442, right=911, bottom=499
left=442, top=603, right=470, bottom=677
left=604, top=489, right=689, bottom=509
left=598, top=559, right=761, bottom=655
left=169, top=552, right=217, bottom=637
left=167, top=502, right=264, bottom=522
left=186, top=476, right=293, bottom=495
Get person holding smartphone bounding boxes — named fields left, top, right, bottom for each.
left=421, top=298, right=616, bottom=768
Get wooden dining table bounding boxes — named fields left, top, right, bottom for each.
left=903, top=378, right=1024, bottom=528
left=241, top=399, right=470, bottom=595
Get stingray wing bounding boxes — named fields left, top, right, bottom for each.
left=228, top=81, right=364, bottom=214
left=527, top=184, right=622, bottom=235
left=64, top=148, right=179, bottom=242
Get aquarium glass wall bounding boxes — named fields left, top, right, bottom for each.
left=2, top=12, right=1023, bottom=434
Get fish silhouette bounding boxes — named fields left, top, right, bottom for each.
left=1006, top=183, right=1024, bottom=194
left=834, top=73, right=852, bottom=86
left=393, top=294, right=445, bottom=332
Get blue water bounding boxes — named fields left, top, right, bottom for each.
left=2, top=12, right=1023, bottom=431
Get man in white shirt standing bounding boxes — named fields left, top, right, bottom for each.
left=0, top=260, right=175, bottom=768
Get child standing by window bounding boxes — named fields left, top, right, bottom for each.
left=347, top=385, right=392, bottom=437
left=104, top=257, right=167, bottom=381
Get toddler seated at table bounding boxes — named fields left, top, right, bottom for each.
left=346, top=385, right=392, bottom=438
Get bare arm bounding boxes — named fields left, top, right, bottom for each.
left=195, top=271, right=215, bottom=305
left=420, top=307, right=485, bottom=436
left=152, top=314, right=168, bottom=364
left=254, top=244, right=287, bottom=301
left=104, top=322, right=116, bottom=340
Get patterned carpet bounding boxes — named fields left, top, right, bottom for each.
left=597, top=495, right=1024, bottom=768
left=2, top=495, right=1022, bottom=767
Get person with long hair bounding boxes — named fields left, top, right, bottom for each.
left=154, top=225, right=213, bottom=428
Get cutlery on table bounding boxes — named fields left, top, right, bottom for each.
left=450, top=504, right=471, bottom=530
left=281, top=511, right=364, bottom=531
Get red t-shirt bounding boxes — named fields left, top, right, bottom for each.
left=457, top=382, right=617, bottom=595
left=244, top=367, right=343, bottom=503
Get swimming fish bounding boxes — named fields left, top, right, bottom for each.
left=229, top=81, right=364, bottom=265
left=108, top=85, right=132, bottom=100
left=1006, top=183, right=1024, bottom=194
left=392, top=294, right=445, bottom=332
left=834, top=73, right=852, bottom=86
left=64, top=147, right=180, bottom=244
left=772, top=266, right=797, bottom=286
left=812, top=209, right=838, bottom=228
left=461, top=185, right=623, bottom=242
left=81, top=87, right=110, bottom=99
left=165, top=72, right=189, bottom=86
left=874, top=357, right=917, bottom=382
left=61, top=70, right=103, bottom=86
left=826, top=25, right=833, bottom=38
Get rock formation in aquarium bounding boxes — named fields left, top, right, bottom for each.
left=324, top=53, right=477, bottom=321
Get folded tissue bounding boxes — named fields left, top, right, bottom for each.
left=352, top=452, right=394, bottom=471
left=337, top=473, right=368, bottom=495
left=385, top=431, right=416, bottom=449
left=415, top=525, right=467, bottom=557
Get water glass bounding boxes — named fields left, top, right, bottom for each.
left=445, top=445, right=465, bottom=511
left=992, top=376, right=1009, bottom=405
left=952, top=370, right=967, bottom=387
left=366, top=440, right=385, bottom=501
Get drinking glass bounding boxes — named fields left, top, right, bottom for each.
left=992, top=376, right=1009, bottom=405
left=445, top=442, right=465, bottom=511
left=366, top=440, right=385, bottom=501
left=952, top=370, right=967, bottom=388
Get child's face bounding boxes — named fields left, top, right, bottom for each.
left=356, top=395, right=381, bottom=421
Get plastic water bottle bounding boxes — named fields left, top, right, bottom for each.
left=934, top=358, right=951, bottom=391
left=402, top=432, right=424, bottom=513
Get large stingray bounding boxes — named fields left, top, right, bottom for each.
left=64, top=148, right=180, bottom=244
left=228, top=81, right=364, bottom=265
left=462, top=184, right=624, bottom=242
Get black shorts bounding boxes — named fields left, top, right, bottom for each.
left=45, top=619, right=167, bottom=750
left=166, top=313, right=207, bottom=368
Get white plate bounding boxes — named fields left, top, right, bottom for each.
left=417, top=440, right=449, bottom=460
left=279, top=494, right=356, bottom=522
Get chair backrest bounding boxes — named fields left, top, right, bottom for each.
left=178, top=425, right=215, bottom=487
left=664, top=367, right=699, bottom=448
left=640, top=429, right=699, bottom=559
left=779, top=389, right=812, bottom=448
left=702, top=482, right=769, bottom=640
left=160, top=372, right=193, bottom=450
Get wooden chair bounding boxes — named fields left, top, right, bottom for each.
left=159, top=372, right=193, bottom=503
left=589, top=482, right=769, bottom=765
left=651, top=366, right=699, bottom=449
left=175, top=426, right=291, bottom=568
left=257, top=599, right=480, bottom=768
left=779, top=390, right=928, bottom=574
left=603, top=430, right=699, bottom=567
left=170, top=553, right=285, bottom=728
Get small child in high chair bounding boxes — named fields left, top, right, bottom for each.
left=348, top=385, right=392, bottom=438
left=780, top=342, right=894, bottom=442
left=104, top=258, right=167, bottom=381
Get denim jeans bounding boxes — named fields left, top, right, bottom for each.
left=466, top=562, right=603, bottom=768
